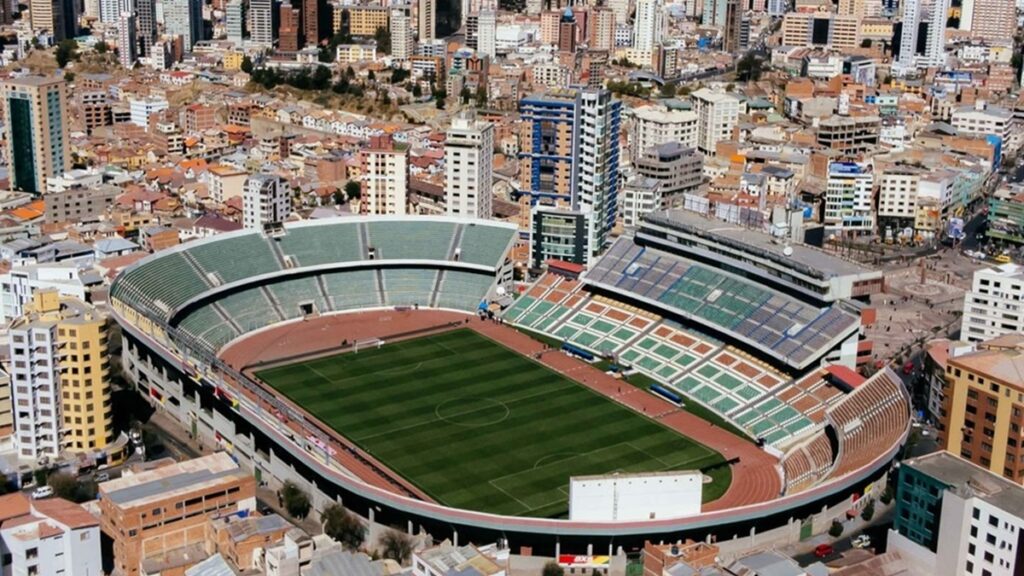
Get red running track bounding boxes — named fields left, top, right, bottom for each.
left=220, top=309, right=782, bottom=510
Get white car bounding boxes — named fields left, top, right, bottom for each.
left=31, top=486, right=53, bottom=500
left=851, top=535, right=871, bottom=549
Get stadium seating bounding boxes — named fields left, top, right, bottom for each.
left=322, top=270, right=382, bottom=311
left=277, top=223, right=363, bottom=267
left=585, top=238, right=859, bottom=369
left=187, top=234, right=282, bottom=284
left=176, top=305, right=239, bottom=353
left=457, top=224, right=514, bottom=267
left=267, top=277, right=330, bottom=318
left=436, top=271, right=494, bottom=311
left=218, top=288, right=281, bottom=332
left=367, top=221, right=456, bottom=261
left=781, top=431, right=835, bottom=494
left=111, top=252, right=211, bottom=317
left=827, top=368, right=910, bottom=477
left=381, top=269, right=437, bottom=307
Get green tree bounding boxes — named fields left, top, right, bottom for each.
left=378, top=529, right=413, bottom=563
left=861, top=499, right=875, bottom=521
left=94, top=40, right=109, bottom=53
left=860, top=38, right=872, bottom=48
left=346, top=65, right=356, bottom=78
left=412, top=83, right=422, bottom=97
left=660, top=81, right=677, bottom=98
left=735, top=53, right=764, bottom=82
left=542, top=561, right=565, bottom=576
left=241, top=55, right=254, bottom=74
left=459, top=85, right=471, bottom=104
left=63, top=71, right=75, bottom=83
left=55, top=39, right=78, bottom=68
left=367, top=70, right=376, bottom=82
left=475, top=84, right=487, bottom=107
left=46, top=473, right=95, bottom=503
left=312, top=65, right=332, bottom=90
left=828, top=520, right=844, bottom=538
left=374, top=26, right=391, bottom=55
left=344, top=180, right=361, bottom=200
left=434, top=87, right=447, bottom=109
left=880, top=486, right=894, bottom=505
left=390, top=68, right=410, bottom=83
left=323, top=504, right=365, bottom=549
left=281, top=481, right=311, bottom=520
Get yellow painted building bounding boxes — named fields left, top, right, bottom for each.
left=223, top=50, right=245, bottom=71
left=939, top=333, right=1024, bottom=483
left=58, top=300, right=113, bottom=453
left=336, top=5, right=390, bottom=36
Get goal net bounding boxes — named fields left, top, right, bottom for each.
left=354, top=338, right=384, bottom=353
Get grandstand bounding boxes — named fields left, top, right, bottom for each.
left=585, top=238, right=860, bottom=371
left=110, top=217, right=518, bottom=354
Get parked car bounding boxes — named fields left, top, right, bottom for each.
left=31, top=486, right=53, bottom=500
left=852, top=535, right=872, bottom=549
left=814, top=544, right=834, bottom=558
left=94, top=472, right=110, bottom=483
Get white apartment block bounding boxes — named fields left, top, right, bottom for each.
left=128, top=97, right=168, bottom=128
left=250, top=0, right=274, bottom=44
left=226, top=0, right=244, bottom=44
left=952, top=102, right=1015, bottom=143
left=208, top=165, right=249, bottom=203
left=960, top=264, right=1024, bottom=343
left=691, top=88, right=739, bottom=156
left=877, top=168, right=922, bottom=221
left=632, top=0, right=663, bottom=51
left=824, top=162, right=874, bottom=232
left=391, top=10, right=414, bottom=60
left=0, top=263, right=92, bottom=323
left=8, top=310, right=62, bottom=460
left=631, top=105, right=698, bottom=158
left=622, top=177, right=661, bottom=230
left=445, top=113, right=494, bottom=220
left=889, top=452, right=1024, bottom=576
left=477, top=10, right=496, bottom=58
left=0, top=494, right=102, bottom=576
left=243, top=173, right=289, bottom=230
left=361, top=146, right=409, bottom=215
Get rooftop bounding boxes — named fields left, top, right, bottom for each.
left=99, top=452, right=246, bottom=508
left=906, top=451, right=1024, bottom=520
left=948, top=333, right=1024, bottom=390
left=645, top=209, right=876, bottom=278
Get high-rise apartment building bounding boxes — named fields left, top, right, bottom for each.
left=824, top=161, right=874, bottom=232
left=895, top=0, right=950, bottom=75
left=250, top=0, right=274, bottom=44
left=164, top=0, right=203, bottom=50
left=360, top=135, right=409, bottom=215
left=135, top=0, right=156, bottom=56
left=632, top=0, right=663, bottom=51
left=959, top=0, right=1015, bottom=41
left=1, top=76, right=70, bottom=195
left=243, top=173, right=288, bottom=229
left=418, top=0, right=435, bottom=40
left=279, top=2, right=302, bottom=51
left=226, top=0, right=244, bottom=43
left=445, top=112, right=494, bottom=219
left=118, top=12, right=137, bottom=68
left=8, top=290, right=113, bottom=460
left=631, top=105, right=699, bottom=154
left=303, top=0, right=322, bottom=46
left=702, top=0, right=726, bottom=26
left=937, top=334, right=1024, bottom=482
left=32, top=0, right=78, bottom=41
left=518, top=88, right=621, bottom=265
left=960, top=265, right=1024, bottom=342
left=558, top=7, right=576, bottom=53
left=391, top=9, right=414, bottom=59
left=477, top=9, right=496, bottom=58
left=691, top=87, right=739, bottom=155
left=589, top=7, right=616, bottom=50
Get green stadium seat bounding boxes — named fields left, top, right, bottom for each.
left=457, top=224, right=515, bottom=267
left=367, top=221, right=455, bottom=261
left=322, top=270, right=381, bottom=311
left=382, top=269, right=437, bottom=307
left=188, top=235, right=281, bottom=284
left=277, top=223, right=362, bottom=267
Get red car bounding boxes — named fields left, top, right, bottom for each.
left=903, top=361, right=915, bottom=375
left=814, top=544, right=834, bottom=558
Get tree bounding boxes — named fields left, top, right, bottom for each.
left=46, top=473, right=95, bottom=503
left=475, top=84, right=487, bottom=107
left=735, top=53, right=765, bottom=82
left=241, top=55, right=254, bottom=74
left=63, top=71, right=75, bottom=83
left=434, top=87, right=447, bottom=109
left=378, top=529, right=414, bottom=563
left=391, top=68, right=410, bottom=83
left=412, top=83, right=422, bottom=97
left=374, top=26, right=391, bottom=55
left=346, top=65, right=356, bottom=78
left=344, top=180, right=361, bottom=201
left=94, top=41, right=109, bottom=53
left=367, top=70, right=376, bottom=82
left=660, top=81, right=677, bottom=98
left=542, top=561, right=565, bottom=576
left=828, top=519, right=844, bottom=538
left=322, top=504, right=365, bottom=549
left=312, top=65, right=332, bottom=90
left=459, top=85, right=471, bottom=104
left=55, top=39, right=78, bottom=68
left=861, top=499, right=875, bottom=522
left=281, top=481, right=311, bottom=520
left=880, top=486, right=894, bottom=505
left=860, top=38, right=872, bottom=48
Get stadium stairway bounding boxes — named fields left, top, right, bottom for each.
left=268, top=237, right=290, bottom=269
left=374, top=269, right=386, bottom=304
left=429, top=270, right=445, bottom=308
left=182, top=251, right=218, bottom=287
left=358, top=222, right=371, bottom=259
left=261, top=286, right=287, bottom=320
left=447, top=225, right=465, bottom=261
left=315, top=276, right=333, bottom=313
left=213, top=303, right=243, bottom=333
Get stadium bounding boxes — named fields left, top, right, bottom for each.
left=109, top=214, right=910, bottom=553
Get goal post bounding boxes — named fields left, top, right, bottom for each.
left=354, top=338, right=384, bottom=353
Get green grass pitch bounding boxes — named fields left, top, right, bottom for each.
left=256, top=329, right=731, bottom=518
